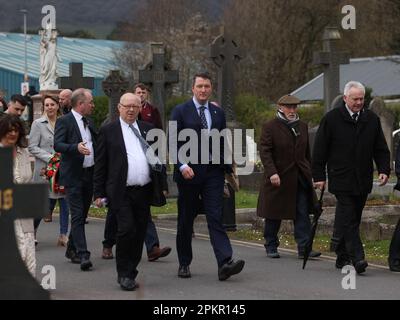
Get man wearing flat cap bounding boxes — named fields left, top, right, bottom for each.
left=257, top=94, right=321, bottom=259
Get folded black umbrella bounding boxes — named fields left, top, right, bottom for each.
left=302, top=187, right=325, bottom=270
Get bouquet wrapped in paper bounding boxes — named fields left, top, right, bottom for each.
left=44, top=152, right=65, bottom=194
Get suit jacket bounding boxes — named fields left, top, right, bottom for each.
left=54, top=112, right=97, bottom=187
left=170, top=99, right=232, bottom=185
left=93, top=119, right=167, bottom=211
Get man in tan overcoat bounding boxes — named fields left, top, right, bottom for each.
left=257, top=94, right=321, bottom=259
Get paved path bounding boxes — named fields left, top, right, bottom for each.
left=35, top=216, right=400, bottom=300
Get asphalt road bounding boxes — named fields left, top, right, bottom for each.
left=35, top=216, right=400, bottom=300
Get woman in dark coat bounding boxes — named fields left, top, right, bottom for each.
left=257, top=94, right=320, bottom=259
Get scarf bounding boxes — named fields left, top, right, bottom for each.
left=276, top=110, right=301, bottom=137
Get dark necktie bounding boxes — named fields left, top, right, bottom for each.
left=352, top=113, right=358, bottom=122
left=199, top=106, right=208, bottom=130
left=129, top=124, right=162, bottom=172
left=82, top=116, right=88, bottom=129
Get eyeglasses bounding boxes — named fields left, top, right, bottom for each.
left=119, top=103, right=140, bottom=110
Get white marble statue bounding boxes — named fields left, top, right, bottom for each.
left=39, top=22, right=60, bottom=90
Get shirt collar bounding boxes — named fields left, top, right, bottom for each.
left=193, top=97, right=209, bottom=110
left=120, top=117, right=138, bottom=130
left=345, top=104, right=358, bottom=117
left=71, top=109, right=83, bottom=120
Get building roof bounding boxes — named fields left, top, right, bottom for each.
left=0, top=32, right=132, bottom=79
left=291, top=56, right=400, bottom=101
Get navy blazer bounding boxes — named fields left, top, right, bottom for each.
left=170, top=99, right=232, bottom=185
left=54, top=112, right=97, bottom=187
left=93, top=119, right=167, bottom=211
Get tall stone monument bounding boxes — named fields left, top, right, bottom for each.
left=210, top=28, right=243, bottom=124
left=209, top=29, right=244, bottom=231
left=313, top=27, right=350, bottom=113
left=139, top=43, right=179, bottom=128
left=39, top=21, right=60, bottom=91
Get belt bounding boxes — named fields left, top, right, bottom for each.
left=126, top=183, right=151, bottom=190
left=82, top=166, right=94, bottom=172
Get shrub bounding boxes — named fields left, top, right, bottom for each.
left=92, top=96, right=109, bottom=128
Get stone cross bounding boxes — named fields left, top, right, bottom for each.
left=370, top=97, right=395, bottom=168
left=139, top=43, right=179, bottom=127
left=210, top=29, right=243, bottom=122
left=58, top=62, right=95, bottom=90
left=0, top=148, right=49, bottom=299
left=313, top=27, right=350, bottom=113
left=102, top=70, right=129, bottom=123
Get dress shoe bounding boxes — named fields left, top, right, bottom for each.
left=102, top=247, right=114, bottom=259
left=389, top=259, right=400, bottom=272
left=65, top=248, right=80, bottom=264
left=118, top=277, right=139, bottom=291
left=80, top=258, right=93, bottom=271
left=148, top=246, right=172, bottom=262
left=178, top=265, right=191, bottom=278
left=266, top=250, right=280, bottom=259
left=353, top=260, right=368, bottom=274
left=298, top=250, right=321, bottom=259
left=57, top=234, right=69, bottom=247
left=218, top=259, right=245, bottom=281
left=335, top=256, right=352, bottom=269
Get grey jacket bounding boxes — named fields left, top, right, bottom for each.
left=28, top=116, right=65, bottom=199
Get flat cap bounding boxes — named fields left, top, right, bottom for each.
left=277, top=94, right=301, bottom=105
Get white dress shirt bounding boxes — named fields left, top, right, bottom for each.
left=71, top=109, right=94, bottom=168
left=120, top=118, right=151, bottom=186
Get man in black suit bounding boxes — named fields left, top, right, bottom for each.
left=54, top=88, right=96, bottom=271
left=313, top=81, right=390, bottom=274
left=94, top=93, right=167, bottom=291
left=170, top=73, right=245, bottom=281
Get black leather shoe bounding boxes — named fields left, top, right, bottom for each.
left=389, top=260, right=400, bottom=272
left=178, top=265, right=191, bottom=278
left=65, top=249, right=80, bottom=264
left=266, top=250, right=280, bottom=259
left=80, top=258, right=93, bottom=271
left=218, top=259, right=245, bottom=281
left=353, top=260, right=368, bottom=274
left=298, top=250, right=321, bottom=259
left=335, top=256, right=352, bottom=269
left=118, top=277, right=139, bottom=291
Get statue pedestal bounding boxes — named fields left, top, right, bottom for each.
left=32, top=90, right=62, bottom=121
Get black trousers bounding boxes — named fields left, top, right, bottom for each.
left=332, top=194, right=368, bottom=262
left=115, top=184, right=151, bottom=280
left=389, top=218, right=400, bottom=263
left=66, top=167, right=93, bottom=259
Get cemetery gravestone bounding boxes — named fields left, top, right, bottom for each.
left=139, top=43, right=179, bottom=128
left=0, top=148, right=49, bottom=299
left=102, top=70, right=129, bottom=123
left=313, top=27, right=350, bottom=113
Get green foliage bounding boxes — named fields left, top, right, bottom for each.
left=166, top=96, right=191, bottom=120
left=92, top=96, right=109, bottom=128
left=297, top=104, right=324, bottom=128
left=234, top=94, right=275, bottom=141
left=386, top=103, right=400, bottom=130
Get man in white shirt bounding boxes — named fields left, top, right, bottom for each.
left=94, top=93, right=168, bottom=291
left=54, top=88, right=96, bottom=271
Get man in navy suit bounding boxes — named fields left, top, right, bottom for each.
left=93, top=93, right=168, bottom=291
left=54, top=88, right=96, bottom=271
left=170, top=73, right=245, bottom=281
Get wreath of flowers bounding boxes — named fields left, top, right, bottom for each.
left=45, top=152, right=65, bottom=194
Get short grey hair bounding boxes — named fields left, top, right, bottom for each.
left=344, top=81, right=365, bottom=96
left=71, top=88, right=92, bottom=108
